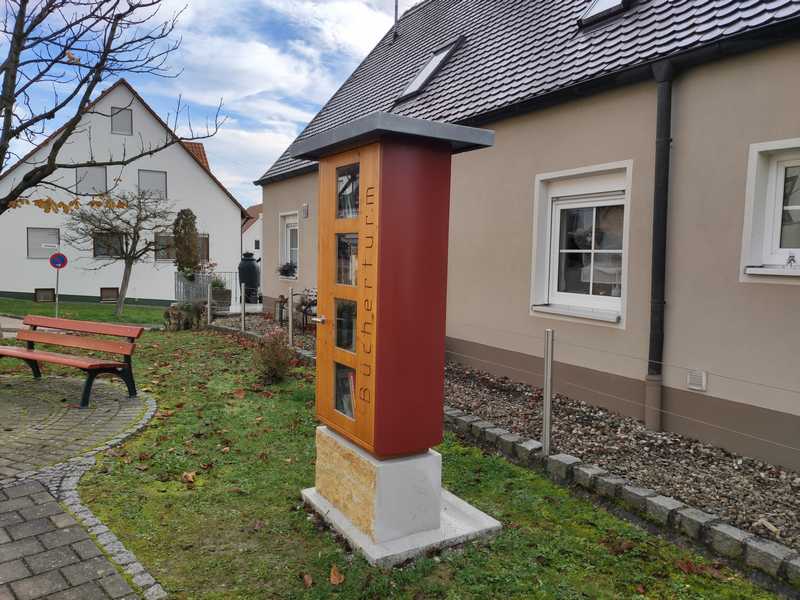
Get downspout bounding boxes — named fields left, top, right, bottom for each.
left=645, top=60, right=674, bottom=431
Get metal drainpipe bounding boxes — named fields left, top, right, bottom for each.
left=645, top=60, right=674, bottom=431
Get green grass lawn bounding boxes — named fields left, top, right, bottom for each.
left=0, top=295, right=165, bottom=325
left=0, top=330, right=778, bottom=599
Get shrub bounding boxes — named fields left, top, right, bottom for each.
left=210, top=276, right=226, bottom=289
left=256, top=329, right=295, bottom=385
left=164, top=301, right=204, bottom=331
left=277, top=262, right=296, bottom=277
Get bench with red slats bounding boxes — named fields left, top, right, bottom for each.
left=0, top=315, right=144, bottom=408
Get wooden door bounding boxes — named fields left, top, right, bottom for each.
left=316, top=144, right=380, bottom=453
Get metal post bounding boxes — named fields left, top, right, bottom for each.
left=542, top=329, right=554, bottom=457
left=207, top=282, right=212, bottom=327
left=288, top=287, right=294, bottom=347
left=55, top=268, right=60, bottom=319
left=240, top=283, right=246, bottom=332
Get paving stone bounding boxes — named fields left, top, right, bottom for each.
left=514, top=439, right=543, bottom=464
left=6, top=517, right=55, bottom=540
left=45, top=581, right=108, bottom=600
left=71, top=540, right=102, bottom=560
left=0, top=514, right=23, bottom=528
left=498, top=433, right=522, bottom=457
left=744, top=537, right=795, bottom=577
left=469, top=420, right=495, bottom=440
left=675, top=508, right=718, bottom=540
left=50, top=514, right=78, bottom=529
left=0, top=559, right=30, bottom=585
left=61, top=556, right=116, bottom=586
left=0, top=585, right=12, bottom=600
left=484, top=428, right=509, bottom=444
left=18, top=503, right=62, bottom=521
left=0, top=497, right=33, bottom=514
left=38, top=526, right=88, bottom=550
left=133, top=572, right=155, bottom=588
left=619, top=485, right=657, bottom=511
left=143, top=584, right=168, bottom=600
left=573, top=464, right=607, bottom=490
left=29, top=492, right=55, bottom=505
left=0, top=528, right=9, bottom=545
left=25, top=546, right=80, bottom=574
left=453, top=414, right=481, bottom=434
left=124, top=562, right=144, bottom=576
left=546, top=454, right=581, bottom=483
left=3, top=482, right=45, bottom=499
left=99, top=573, right=134, bottom=598
left=10, top=570, right=68, bottom=600
left=0, top=538, right=45, bottom=563
left=705, top=523, right=752, bottom=559
left=785, top=555, right=800, bottom=588
left=645, top=495, right=685, bottom=526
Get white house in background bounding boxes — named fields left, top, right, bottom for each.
left=242, top=204, right=263, bottom=262
left=0, top=79, right=246, bottom=304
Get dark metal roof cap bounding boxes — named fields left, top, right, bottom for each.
left=290, top=111, right=494, bottom=160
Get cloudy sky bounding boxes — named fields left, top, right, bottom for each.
left=123, top=0, right=421, bottom=207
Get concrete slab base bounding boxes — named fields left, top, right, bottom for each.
left=302, top=486, right=502, bottom=567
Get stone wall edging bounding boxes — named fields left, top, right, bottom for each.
left=443, top=405, right=800, bottom=593
left=0, top=390, right=167, bottom=600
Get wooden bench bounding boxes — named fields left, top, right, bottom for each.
left=0, top=316, right=144, bottom=408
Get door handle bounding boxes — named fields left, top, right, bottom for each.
left=311, top=316, right=327, bottom=324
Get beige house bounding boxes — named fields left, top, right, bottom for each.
left=254, top=1, right=800, bottom=470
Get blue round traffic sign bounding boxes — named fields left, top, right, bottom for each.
left=49, top=252, right=68, bottom=269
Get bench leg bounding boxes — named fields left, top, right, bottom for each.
left=118, top=366, right=137, bottom=398
left=81, top=371, right=98, bottom=408
left=23, top=359, right=41, bottom=379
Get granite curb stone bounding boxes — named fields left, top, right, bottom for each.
left=675, top=507, right=719, bottom=540
left=442, top=403, right=800, bottom=590
left=744, top=537, right=795, bottom=577
left=469, top=420, right=496, bottom=440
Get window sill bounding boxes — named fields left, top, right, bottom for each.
left=744, top=266, right=800, bottom=277
left=278, top=275, right=298, bottom=281
left=532, top=303, right=621, bottom=323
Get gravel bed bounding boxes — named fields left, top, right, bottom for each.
left=213, top=314, right=317, bottom=354
left=444, top=361, right=800, bottom=552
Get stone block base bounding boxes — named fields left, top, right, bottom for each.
left=305, top=426, right=501, bottom=567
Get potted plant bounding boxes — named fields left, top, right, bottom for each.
left=277, top=262, right=297, bottom=278
left=210, top=275, right=231, bottom=308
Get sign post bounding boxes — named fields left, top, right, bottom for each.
left=48, top=252, right=68, bottom=318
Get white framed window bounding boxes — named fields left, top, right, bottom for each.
left=76, top=166, right=107, bottom=195
left=138, top=169, right=167, bottom=199
left=111, top=107, right=133, bottom=135
left=741, top=139, right=800, bottom=281
left=27, top=227, right=59, bottom=259
left=279, top=212, right=299, bottom=276
left=531, top=161, right=632, bottom=323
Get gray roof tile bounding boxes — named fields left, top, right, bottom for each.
left=257, top=0, right=800, bottom=184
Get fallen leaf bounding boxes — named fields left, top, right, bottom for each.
left=138, top=452, right=151, bottom=461
left=329, top=565, right=344, bottom=586
left=233, top=389, right=246, bottom=399
left=181, top=471, right=196, bottom=484
left=200, top=462, right=214, bottom=470
left=228, top=487, right=246, bottom=495
left=221, top=446, right=231, bottom=454
left=302, top=573, right=313, bottom=588
left=135, top=464, right=149, bottom=472
left=635, top=584, right=646, bottom=594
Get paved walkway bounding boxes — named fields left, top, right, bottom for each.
left=0, top=376, right=160, bottom=599
left=0, top=378, right=144, bottom=479
left=0, top=480, right=136, bottom=599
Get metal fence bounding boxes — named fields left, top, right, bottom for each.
left=175, top=272, right=241, bottom=308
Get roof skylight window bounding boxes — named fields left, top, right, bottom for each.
left=579, top=0, right=630, bottom=27
left=397, top=37, right=463, bottom=102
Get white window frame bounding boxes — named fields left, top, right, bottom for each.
left=548, top=194, right=625, bottom=312
left=110, top=107, right=133, bottom=135
left=279, top=211, right=299, bottom=278
left=740, top=138, right=800, bottom=282
left=530, top=160, right=632, bottom=325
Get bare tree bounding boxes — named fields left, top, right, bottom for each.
left=0, top=0, right=222, bottom=216
left=62, top=190, right=174, bottom=316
